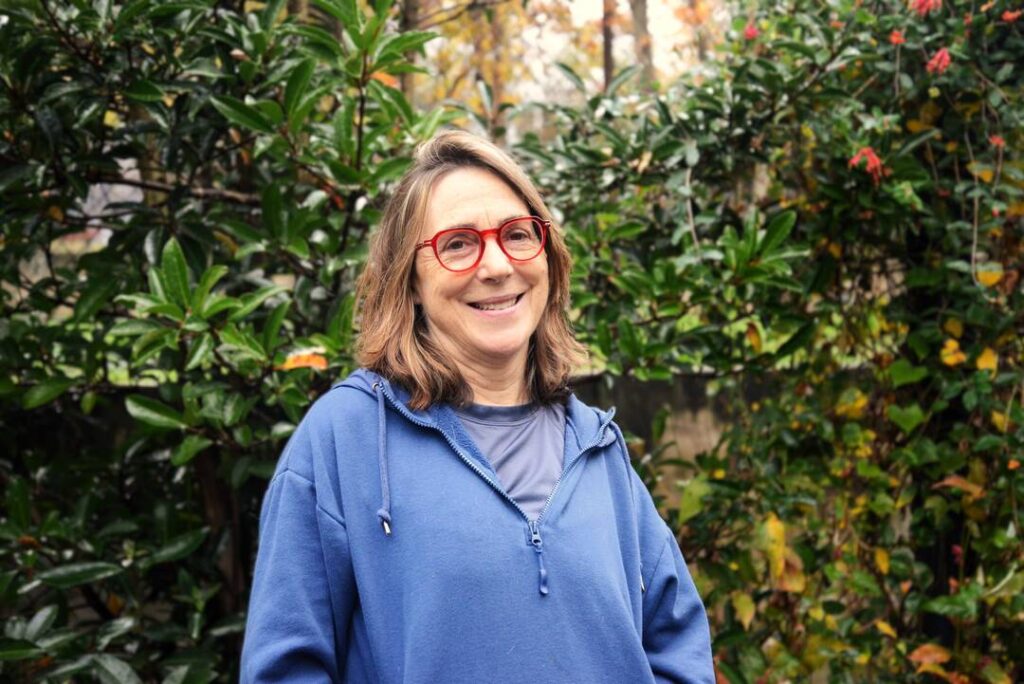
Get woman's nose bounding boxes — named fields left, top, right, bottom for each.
left=475, top=235, right=514, bottom=279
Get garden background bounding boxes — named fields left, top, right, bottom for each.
left=1, top=0, right=1022, bottom=681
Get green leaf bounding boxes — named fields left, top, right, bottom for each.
left=73, top=279, right=118, bottom=323
left=555, top=62, right=586, bottom=92
left=377, top=31, right=435, bottom=59
left=172, top=435, right=213, bottom=466
left=0, top=639, right=42, bottom=661
left=312, top=0, right=360, bottom=38
left=219, top=325, right=267, bottom=361
left=210, top=95, right=275, bottom=134
left=161, top=238, right=191, bottom=307
left=125, top=79, right=164, bottom=103
left=262, top=301, right=291, bottom=352
left=142, top=529, right=207, bottom=568
left=887, top=403, right=925, bottom=434
left=94, top=654, right=143, bottom=684
left=185, top=333, right=215, bottom=371
left=23, top=378, right=74, bottom=409
left=888, top=359, right=929, bottom=388
left=126, top=394, right=188, bottom=430
left=25, top=605, right=58, bottom=641
left=607, top=65, right=640, bottom=96
left=284, top=58, right=316, bottom=116
left=676, top=476, right=711, bottom=525
left=760, top=210, right=797, bottom=255
left=108, top=319, right=162, bottom=337
left=37, top=562, right=123, bottom=589
left=96, top=617, right=136, bottom=651
left=228, top=285, right=287, bottom=322
left=191, top=265, right=229, bottom=314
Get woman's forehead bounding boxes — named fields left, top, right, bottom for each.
left=421, top=168, right=528, bottom=235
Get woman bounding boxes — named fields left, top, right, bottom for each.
left=241, top=131, right=714, bottom=683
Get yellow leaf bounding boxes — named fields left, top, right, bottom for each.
left=940, top=338, right=966, bottom=367
left=827, top=242, right=842, bottom=259
left=967, top=162, right=995, bottom=183
left=991, top=410, right=1010, bottom=433
left=745, top=323, right=762, bottom=353
left=942, top=318, right=963, bottom=339
left=906, top=119, right=933, bottom=134
left=908, top=643, right=952, bottom=665
left=835, top=388, right=868, bottom=419
left=975, top=347, right=998, bottom=375
left=162, top=93, right=177, bottom=108
left=731, top=592, right=756, bottom=630
left=47, top=205, right=64, bottom=222
left=103, top=110, right=123, bottom=129
left=777, top=547, right=806, bottom=593
left=875, top=547, right=890, bottom=575
left=875, top=620, right=898, bottom=638
left=276, top=350, right=328, bottom=371
left=1007, top=201, right=1024, bottom=218
left=977, top=264, right=1004, bottom=287
left=763, top=513, right=786, bottom=580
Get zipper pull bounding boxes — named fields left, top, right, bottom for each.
left=528, top=521, right=549, bottom=596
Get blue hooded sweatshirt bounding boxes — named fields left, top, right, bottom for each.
left=241, top=369, right=714, bottom=683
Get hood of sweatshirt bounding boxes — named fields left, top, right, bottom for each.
left=335, top=369, right=625, bottom=553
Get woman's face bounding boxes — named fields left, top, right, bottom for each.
left=413, top=167, right=550, bottom=373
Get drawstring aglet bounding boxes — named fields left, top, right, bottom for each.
left=382, top=519, right=392, bottom=536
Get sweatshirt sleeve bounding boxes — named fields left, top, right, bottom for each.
left=241, top=405, right=356, bottom=682
left=640, top=514, right=715, bottom=683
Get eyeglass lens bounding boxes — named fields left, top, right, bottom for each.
left=435, top=218, right=544, bottom=270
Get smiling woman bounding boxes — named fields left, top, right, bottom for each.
left=240, top=131, right=715, bottom=683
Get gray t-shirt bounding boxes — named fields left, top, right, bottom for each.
left=454, top=401, right=566, bottom=520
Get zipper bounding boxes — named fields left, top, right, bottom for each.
left=377, top=382, right=614, bottom=596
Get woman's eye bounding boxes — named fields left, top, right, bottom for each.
left=439, top=232, right=477, bottom=252
left=504, top=228, right=530, bottom=242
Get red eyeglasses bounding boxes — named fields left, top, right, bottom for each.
left=415, top=216, right=549, bottom=273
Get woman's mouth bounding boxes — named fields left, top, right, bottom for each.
left=468, top=293, right=523, bottom=311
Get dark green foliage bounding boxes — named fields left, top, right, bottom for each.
left=2, top=0, right=1022, bottom=681
left=1, top=0, right=446, bottom=680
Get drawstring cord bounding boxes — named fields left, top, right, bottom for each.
left=373, top=381, right=393, bottom=536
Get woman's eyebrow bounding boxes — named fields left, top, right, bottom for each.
left=441, top=215, right=523, bottom=232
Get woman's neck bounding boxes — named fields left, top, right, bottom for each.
left=458, top=356, right=530, bottom=406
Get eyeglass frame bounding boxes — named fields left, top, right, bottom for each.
left=414, top=215, right=550, bottom=273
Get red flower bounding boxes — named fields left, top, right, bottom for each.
left=911, top=0, right=941, bottom=17
left=849, top=147, right=886, bottom=185
left=952, top=544, right=963, bottom=564
left=964, top=12, right=973, bottom=24
left=926, top=47, right=951, bottom=74
left=1003, top=9, right=1022, bottom=21
left=990, top=134, right=1005, bottom=148
left=744, top=23, right=759, bottom=40
left=889, top=30, right=906, bottom=44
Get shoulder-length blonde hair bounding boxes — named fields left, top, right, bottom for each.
left=355, top=130, right=586, bottom=410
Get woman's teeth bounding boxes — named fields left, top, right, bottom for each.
left=471, top=295, right=519, bottom=311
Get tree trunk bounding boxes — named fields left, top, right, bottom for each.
left=629, top=0, right=654, bottom=88
left=399, top=0, right=418, bottom=101
left=602, top=0, right=615, bottom=91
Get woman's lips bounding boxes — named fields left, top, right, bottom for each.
left=467, top=293, right=524, bottom=311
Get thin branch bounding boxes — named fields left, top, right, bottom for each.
left=89, top=175, right=260, bottom=205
